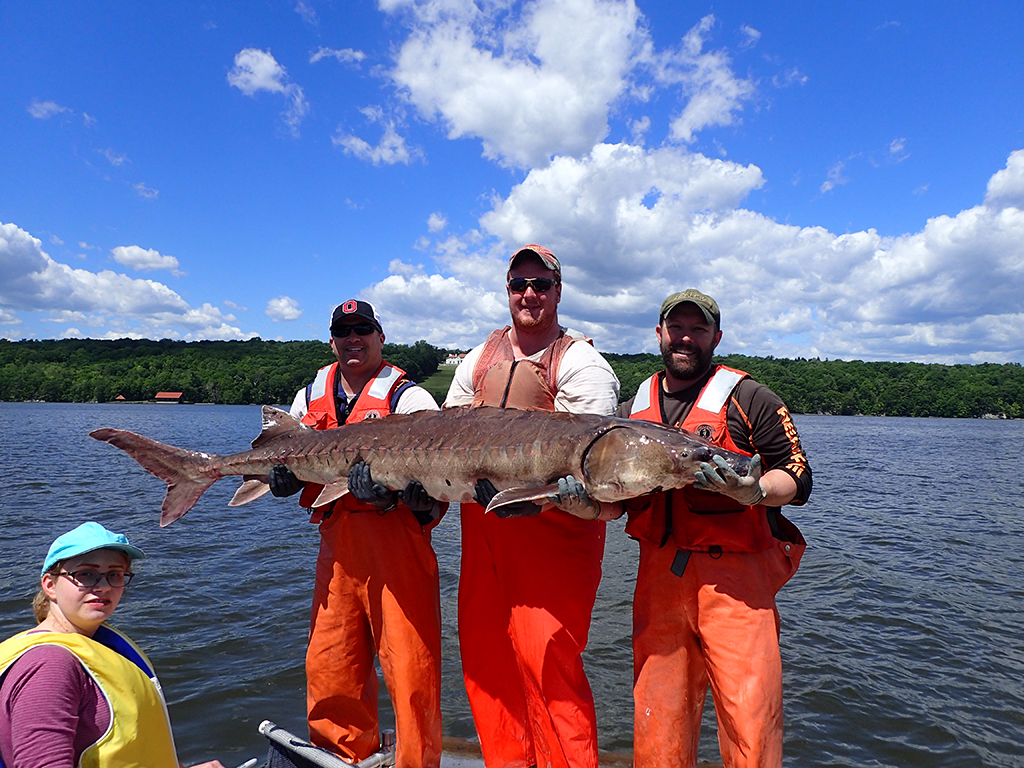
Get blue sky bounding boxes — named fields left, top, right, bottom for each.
left=2, top=0, right=1023, bottom=363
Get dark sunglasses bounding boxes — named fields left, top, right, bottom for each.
left=508, top=277, right=559, bottom=293
left=60, top=570, right=135, bottom=588
left=332, top=323, right=378, bottom=338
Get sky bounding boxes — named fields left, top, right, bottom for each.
left=2, top=0, right=1024, bottom=364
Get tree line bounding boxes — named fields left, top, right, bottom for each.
left=1, top=339, right=1021, bottom=418
left=0, top=338, right=446, bottom=407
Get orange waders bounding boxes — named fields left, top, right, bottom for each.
left=632, top=543, right=796, bottom=768
left=307, top=508, right=443, bottom=768
left=459, top=502, right=605, bottom=768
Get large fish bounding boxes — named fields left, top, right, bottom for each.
left=89, top=405, right=751, bottom=527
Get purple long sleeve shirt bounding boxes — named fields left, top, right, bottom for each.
left=0, top=644, right=109, bottom=768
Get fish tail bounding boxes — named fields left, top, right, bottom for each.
left=89, top=428, right=221, bottom=526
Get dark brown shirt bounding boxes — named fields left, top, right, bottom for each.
left=618, top=368, right=812, bottom=505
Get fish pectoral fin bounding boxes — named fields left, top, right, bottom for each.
left=312, top=481, right=350, bottom=508
left=485, top=484, right=560, bottom=517
left=229, top=476, right=271, bottom=507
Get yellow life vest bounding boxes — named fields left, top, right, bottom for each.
left=0, top=624, right=178, bottom=768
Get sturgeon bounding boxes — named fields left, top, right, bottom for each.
left=89, top=405, right=751, bottom=527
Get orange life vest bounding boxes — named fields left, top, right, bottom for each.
left=625, top=365, right=778, bottom=553
left=470, top=327, right=590, bottom=409
left=298, top=360, right=410, bottom=517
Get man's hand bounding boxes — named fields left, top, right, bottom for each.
left=400, top=480, right=440, bottom=526
left=473, top=478, right=540, bottom=517
left=268, top=464, right=304, bottom=497
left=546, top=475, right=600, bottom=520
left=348, top=461, right=398, bottom=510
left=694, top=453, right=767, bottom=505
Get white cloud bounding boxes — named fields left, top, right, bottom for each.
left=888, top=137, right=908, bottom=162
left=1, top=221, right=251, bottom=341
left=739, top=25, right=761, bottom=49
left=133, top=183, right=159, bottom=199
left=310, top=47, right=365, bottom=65
left=660, top=15, right=756, bottom=144
left=295, top=0, right=317, bottom=25
left=772, top=68, right=808, bottom=88
left=0, top=308, right=20, bottom=325
left=333, top=107, right=417, bottom=165
left=227, top=48, right=309, bottom=137
left=366, top=145, right=1024, bottom=363
left=99, top=148, right=128, bottom=166
left=985, top=149, right=1024, bottom=210
left=427, top=213, right=447, bottom=232
left=266, top=296, right=303, bottom=321
left=27, top=100, right=71, bottom=119
left=820, top=161, right=848, bottom=193
left=111, top=245, right=182, bottom=275
left=387, top=0, right=646, bottom=168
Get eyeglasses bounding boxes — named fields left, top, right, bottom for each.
left=508, top=277, right=559, bottom=293
left=60, top=570, right=135, bottom=588
left=332, top=323, right=378, bottom=338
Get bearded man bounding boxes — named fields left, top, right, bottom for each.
left=618, top=289, right=812, bottom=768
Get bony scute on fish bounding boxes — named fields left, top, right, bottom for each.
left=89, top=406, right=752, bottom=527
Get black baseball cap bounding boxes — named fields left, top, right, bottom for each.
left=330, top=300, right=382, bottom=334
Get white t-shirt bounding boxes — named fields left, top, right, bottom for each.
left=444, top=330, right=620, bottom=416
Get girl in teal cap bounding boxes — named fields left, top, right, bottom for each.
left=0, top=522, right=225, bottom=768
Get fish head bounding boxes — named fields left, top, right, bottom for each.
left=582, top=421, right=751, bottom=502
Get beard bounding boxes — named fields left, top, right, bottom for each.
left=660, top=336, right=714, bottom=382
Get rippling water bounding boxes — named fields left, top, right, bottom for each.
left=1, top=404, right=1022, bottom=767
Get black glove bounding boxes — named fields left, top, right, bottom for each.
left=473, top=478, right=540, bottom=518
left=401, top=481, right=438, bottom=526
left=269, top=464, right=304, bottom=497
left=348, top=461, right=398, bottom=510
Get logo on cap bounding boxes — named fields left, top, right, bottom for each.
left=342, top=300, right=358, bottom=314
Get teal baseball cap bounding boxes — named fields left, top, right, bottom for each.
left=42, top=522, right=146, bottom=577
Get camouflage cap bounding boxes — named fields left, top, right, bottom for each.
left=659, top=288, right=721, bottom=327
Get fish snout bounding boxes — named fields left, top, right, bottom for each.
left=691, top=446, right=751, bottom=476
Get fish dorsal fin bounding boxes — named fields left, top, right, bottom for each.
left=312, top=481, right=350, bottom=507
left=253, top=406, right=311, bottom=449
left=229, top=476, right=271, bottom=507
left=486, top=484, right=560, bottom=517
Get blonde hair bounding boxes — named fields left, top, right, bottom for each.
left=33, top=562, right=63, bottom=623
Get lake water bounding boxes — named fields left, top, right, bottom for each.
left=1, top=403, right=1022, bottom=767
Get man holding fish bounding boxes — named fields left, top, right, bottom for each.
left=619, top=289, right=812, bottom=768
left=267, top=300, right=444, bottom=768
left=444, top=244, right=620, bottom=768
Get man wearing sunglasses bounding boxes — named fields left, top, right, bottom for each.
left=444, top=245, right=619, bottom=768
left=267, top=299, right=444, bottom=768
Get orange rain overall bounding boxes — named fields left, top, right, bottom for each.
left=627, top=367, right=805, bottom=768
left=302, top=361, right=443, bottom=768
left=460, top=328, right=605, bottom=768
